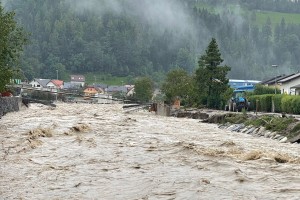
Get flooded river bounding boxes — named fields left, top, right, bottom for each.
left=1, top=103, right=300, bottom=199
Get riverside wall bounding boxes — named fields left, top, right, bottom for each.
left=0, top=97, right=22, bottom=117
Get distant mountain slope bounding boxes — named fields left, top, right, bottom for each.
left=3, top=0, right=300, bottom=81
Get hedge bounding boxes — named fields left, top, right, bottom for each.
left=247, top=94, right=273, bottom=112
left=248, top=94, right=300, bottom=114
left=281, top=95, right=300, bottom=114
left=272, top=94, right=284, bottom=113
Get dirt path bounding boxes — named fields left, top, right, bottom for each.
left=1, top=103, right=300, bottom=199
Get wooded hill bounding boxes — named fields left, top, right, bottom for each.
left=3, top=0, right=300, bottom=83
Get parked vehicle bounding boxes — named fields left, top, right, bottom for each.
left=225, top=90, right=250, bottom=112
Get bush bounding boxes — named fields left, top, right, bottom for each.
left=281, top=95, right=294, bottom=114
left=291, top=96, right=300, bottom=114
left=259, top=94, right=273, bottom=112
left=247, top=95, right=258, bottom=111
left=248, top=94, right=300, bottom=114
left=272, top=94, right=284, bottom=113
left=279, top=95, right=300, bottom=114
left=253, top=84, right=279, bottom=95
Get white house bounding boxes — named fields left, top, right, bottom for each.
left=278, top=72, right=300, bottom=95
left=29, top=79, right=51, bottom=90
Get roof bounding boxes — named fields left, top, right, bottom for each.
left=84, top=86, right=104, bottom=93
left=229, top=79, right=261, bottom=84
left=70, top=75, right=85, bottom=82
left=278, top=72, right=300, bottom=83
left=35, top=79, right=51, bottom=87
left=261, top=74, right=295, bottom=85
left=63, top=82, right=81, bottom=89
left=95, top=83, right=108, bottom=89
left=51, top=80, right=64, bottom=87
left=106, top=86, right=128, bottom=93
left=291, top=84, right=300, bottom=89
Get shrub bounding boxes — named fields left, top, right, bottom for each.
left=282, top=96, right=294, bottom=114
left=259, top=94, right=273, bottom=112
left=272, top=94, right=284, bottom=113
left=290, top=96, right=300, bottom=114
left=247, top=95, right=259, bottom=111
left=253, top=84, right=279, bottom=95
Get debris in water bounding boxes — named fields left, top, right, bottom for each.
left=243, top=150, right=262, bottom=161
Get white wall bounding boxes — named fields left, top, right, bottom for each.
left=29, top=80, right=42, bottom=90
left=280, top=78, right=300, bottom=95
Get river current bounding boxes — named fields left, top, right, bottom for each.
left=1, top=103, right=300, bottom=199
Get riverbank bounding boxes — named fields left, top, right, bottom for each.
left=173, top=108, right=300, bottom=143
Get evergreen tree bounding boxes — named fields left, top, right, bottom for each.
left=195, top=38, right=230, bottom=109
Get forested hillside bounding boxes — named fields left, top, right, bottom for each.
left=3, top=0, right=300, bottom=82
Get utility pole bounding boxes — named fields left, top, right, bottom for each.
left=272, top=65, right=278, bottom=94
left=56, top=70, right=58, bottom=101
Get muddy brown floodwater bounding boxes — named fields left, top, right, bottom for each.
left=1, top=103, right=300, bottom=200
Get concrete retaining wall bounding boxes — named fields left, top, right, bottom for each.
left=156, top=103, right=170, bottom=116
left=0, top=97, right=21, bottom=117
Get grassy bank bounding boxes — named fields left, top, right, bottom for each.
left=222, top=113, right=300, bottom=141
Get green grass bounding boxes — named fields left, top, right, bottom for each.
left=254, top=10, right=300, bottom=27
left=194, top=2, right=300, bottom=28
left=224, top=114, right=296, bottom=134
left=244, top=115, right=295, bottom=133
left=84, top=72, right=132, bottom=86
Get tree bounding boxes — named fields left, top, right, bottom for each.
left=0, top=4, right=27, bottom=92
left=195, top=38, right=230, bottom=109
left=134, top=77, right=153, bottom=103
left=161, top=68, right=194, bottom=106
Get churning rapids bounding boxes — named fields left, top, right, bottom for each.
left=1, top=103, right=300, bottom=200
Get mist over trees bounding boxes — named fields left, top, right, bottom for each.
left=3, top=0, right=300, bottom=82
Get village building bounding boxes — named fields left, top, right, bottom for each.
left=29, top=79, right=51, bottom=90
left=70, top=75, right=85, bottom=87
left=83, top=86, right=104, bottom=99
left=277, top=72, right=300, bottom=95
left=47, top=80, right=64, bottom=92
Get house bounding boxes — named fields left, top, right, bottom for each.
left=106, top=86, right=128, bottom=94
left=277, top=72, right=300, bottom=95
left=83, top=86, right=104, bottom=99
left=261, top=74, right=295, bottom=86
left=126, top=87, right=135, bottom=97
left=29, top=79, right=51, bottom=90
left=46, top=80, right=64, bottom=92
left=95, top=83, right=108, bottom=91
left=63, top=82, right=81, bottom=89
left=70, top=75, right=85, bottom=87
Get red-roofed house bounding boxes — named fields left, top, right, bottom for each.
left=47, top=80, right=64, bottom=92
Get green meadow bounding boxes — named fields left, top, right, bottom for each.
left=254, top=10, right=300, bottom=26
left=195, top=2, right=300, bottom=28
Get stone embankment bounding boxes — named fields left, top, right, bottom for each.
left=173, top=109, right=299, bottom=144
left=0, top=97, right=23, bottom=117
left=218, top=123, right=288, bottom=143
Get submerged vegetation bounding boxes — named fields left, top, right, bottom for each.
left=223, top=112, right=300, bottom=140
